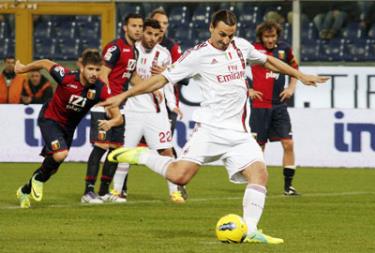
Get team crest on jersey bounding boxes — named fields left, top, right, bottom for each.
left=87, top=89, right=96, bottom=100
left=98, top=130, right=106, bottom=141
left=278, top=50, right=285, bottom=60
left=51, top=140, right=60, bottom=151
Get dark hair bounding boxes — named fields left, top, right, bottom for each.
left=211, top=9, right=237, bottom=28
left=149, top=8, right=167, bottom=19
left=143, top=18, right=161, bottom=31
left=256, top=20, right=282, bottom=42
left=124, top=13, right=143, bottom=25
left=4, top=55, right=15, bottom=62
left=81, top=50, right=102, bottom=66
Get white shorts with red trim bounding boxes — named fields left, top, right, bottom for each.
left=179, top=123, right=265, bottom=184
left=124, top=112, right=173, bottom=150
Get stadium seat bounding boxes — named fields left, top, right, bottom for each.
left=301, top=22, right=319, bottom=42
left=79, top=39, right=101, bottom=54
left=367, top=24, right=375, bottom=39
left=341, top=22, right=366, bottom=42
left=117, top=3, right=144, bottom=21
left=319, top=39, right=344, bottom=61
left=168, top=6, right=191, bottom=30
left=55, top=21, right=77, bottom=40
left=343, top=41, right=369, bottom=62
left=174, top=23, right=193, bottom=42
left=33, top=22, right=54, bottom=41
left=33, top=38, right=56, bottom=60
left=281, top=22, right=292, bottom=43
left=55, top=38, right=79, bottom=61
left=300, top=40, right=321, bottom=62
left=0, top=20, right=10, bottom=40
left=191, top=4, right=214, bottom=28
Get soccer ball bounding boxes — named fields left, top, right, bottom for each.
left=215, top=214, right=248, bottom=243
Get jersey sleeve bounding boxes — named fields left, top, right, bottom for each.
left=246, top=43, right=268, bottom=65
left=287, top=47, right=299, bottom=69
left=162, top=49, right=199, bottom=84
left=102, top=43, right=121, bottom=69
left=170, top=43, right=183, bottom=63
left=99, top=84, right=112, bottom=101
left=49, top=64, right=67, bottom=85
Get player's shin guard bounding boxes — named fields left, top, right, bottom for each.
left=113, top=163, right=129, bottom=193
left=243, top=184, right=266, bottom=234
left=99, top=148, right=118, bottom=196
left=85, top=146, right=107, bottom=194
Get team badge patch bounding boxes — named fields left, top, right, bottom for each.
left=51, top=140, right=60, bottom=151
left=87, top=89, right=96, bottom=100
left=98, top=130, right=106, bottom=141
left=278, top=50, right=285, bottom=60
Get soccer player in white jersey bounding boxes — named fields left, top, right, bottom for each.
left=100, top=10, right=329, bottom=244
left=112, top=19, right=185, bottom=203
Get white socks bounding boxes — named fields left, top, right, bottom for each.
left=113, top=163, right=129, bottom=193
left=139, top=150, right=173, bottom=178
left=243, top=184, right=267, bottom=234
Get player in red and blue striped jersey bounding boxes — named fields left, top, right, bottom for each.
left=14, top=50, right=123, bottom=208
left=249, top=21, right=299, bottom=196
left=82, top=14, right=143, bottom=204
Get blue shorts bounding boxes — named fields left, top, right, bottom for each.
left=38, top=117, right=74, bottom=156
left=249, top=104, right=292, bottom=145
left=89, top=111, right=125, bottom=146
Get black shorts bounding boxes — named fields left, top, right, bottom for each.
left=38, top=117, right=75, bottom=156
left=249, top=105, right=292, bottom=145
left=89, top=111, right=125, bottom=146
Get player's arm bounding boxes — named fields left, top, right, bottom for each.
left=98, top=74, right=169, bottom=108
left=99, top=65, right=112, bottom=85
left=263, top=55, right=329, bottom=86
left=15, top=59, right=56, bottom=74
left=98, top=107, right=123, bottom=131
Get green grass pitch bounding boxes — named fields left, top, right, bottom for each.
left=1, top=163, right=374, bottom=253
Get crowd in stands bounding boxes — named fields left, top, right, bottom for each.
left=0, top=56, right=53, bottom=104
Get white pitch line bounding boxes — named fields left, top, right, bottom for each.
left=1, top=191, right=374, bottom=210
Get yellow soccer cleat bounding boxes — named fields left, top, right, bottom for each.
left=108, top=147, right=148, bottom=164
left=170, top=191, right=185, bottom=204
left=30, top=175, right=44, bottom=202
left=16, top=187, right=31, bottom=209
left=244, top=230, right=284, bottom=244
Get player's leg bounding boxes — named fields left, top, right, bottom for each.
left=82, top=111, right=108, bottom=204
left=281, top=139, right=298, bottom=195
left=17, top=118, right=69, bottom=207
left=270, top=105, right=299, bottom=195
left=224, top=132, right=283, bottom=244
left=111, top=113, right=142, bottom=198
left=108, top=123, right=209, bottom=186
left=144, top=113, right=187, bottom=203
left=98, top=115, right=127, bottom=202
left=249, top=108, right=270, bottom=150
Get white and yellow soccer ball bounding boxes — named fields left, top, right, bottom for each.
left=215, top=214, right=248, bottom=243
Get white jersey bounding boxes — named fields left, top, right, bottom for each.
left=125, top=42, right=172, bottom=114
left=162, top=37, right=267, bottom=132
